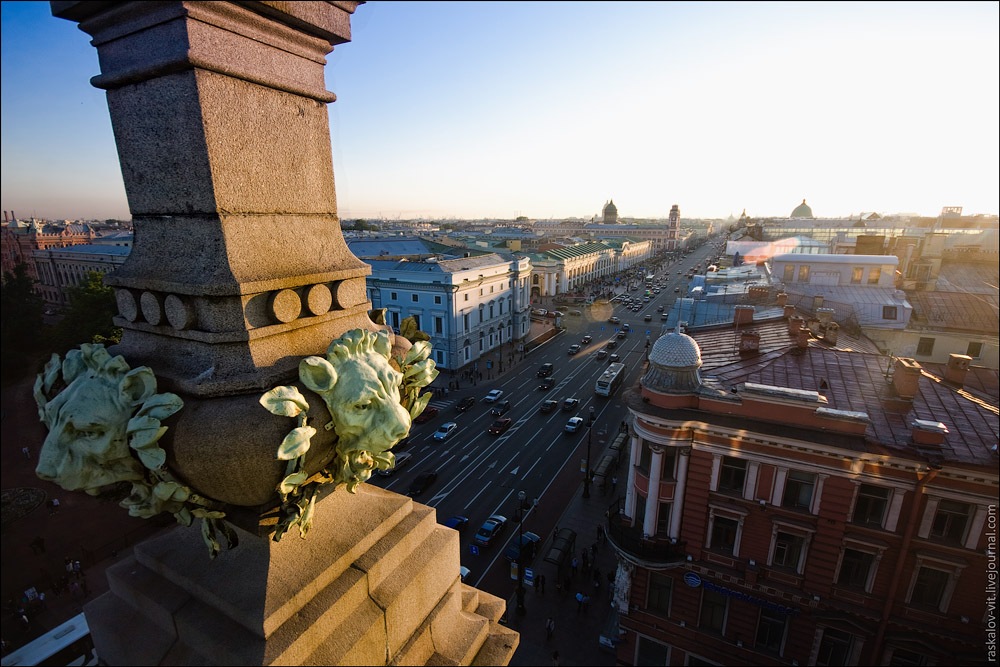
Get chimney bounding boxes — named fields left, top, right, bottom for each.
left=893, top=357, right=922, bottom=399
left=812, top=295, right=825, bottom=311
left=796, top=327, right=811, bottom=348
left=944, top=354, right=972, bottom=387
left=734, top=305, right=754, bottom=326
left=817, top=307, right=835, bottom=325
left=739, top=330, right=760, bottom=354
left=823, top=322, right=839, bottom=345
left=776, top=291, right=788, bottom=307
left=807, top=317, right=822, bottom=335
left=783, top=304, right=796, bottom=319
left=911, top=419, right=948, bottom=447
left=788, top=315, right=805, bottom=335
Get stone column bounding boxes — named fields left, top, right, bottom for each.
left=668, top=448, right=689, bottom=541
left=48, top=2, right=517, bottom=664
left=642, top=446, right=665, bottom=537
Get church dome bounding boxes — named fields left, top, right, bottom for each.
left=603, top=199, right=618, bottom=223
left=790, top=199, right=813, bottom=218
left=642, top=332, right=703, bottom=393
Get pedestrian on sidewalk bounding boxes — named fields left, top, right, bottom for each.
left=611, top=475, right=618, bottom=495
left=545, top=617, right=555, bottom=640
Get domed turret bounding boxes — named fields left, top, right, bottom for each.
left=641, top=332, right=703, bottom=393
left=790, top=199, right=813, bottom=218
left=603, top=199, right=619, bottom=224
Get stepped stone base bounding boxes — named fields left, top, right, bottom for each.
left=84, top=486, right=518, bottom=665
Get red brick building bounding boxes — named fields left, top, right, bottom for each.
left=607, top=311, right=998, bottom=665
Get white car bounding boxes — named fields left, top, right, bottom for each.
left=375, top=451, right=412, bottom=477
left=433, top=422, right=458, bottom=441
left=565, top=417, right=584, bottom=433
left=483, top=389, right=504, bottom=403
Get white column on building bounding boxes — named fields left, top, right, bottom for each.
left=624, top=432, right=641, bottom=522
left=669, top=448, right=690, bottom=541
left=643, top=446, right=665, bottom=538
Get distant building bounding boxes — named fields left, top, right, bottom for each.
left=604, top=199, right=619, bottom=224
left=32, top=244, right=130, bottom=309
left=526, top=239, right=652, bottom=299
left=1, top=218, right=96, bottom=283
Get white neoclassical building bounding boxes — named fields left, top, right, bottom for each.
left=527, top=239, right=653, bottom=299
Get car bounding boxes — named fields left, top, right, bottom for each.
left=406, top=471, right=437, bottom=497
left=644, top=314, right=652, bottom=322
left=581, top=335, right=593, bottom=344
left=532, top=308, right=547, bottom=316
left=677, top=270, right=683, bottom=274
left=564, top=416, right=584, bottom=433
left=616, top=331, right=627, bottom=340
left=460, top=566, right=471, bottom=582
left=483, top=389, right=504, bottom=403
left=375, top=451, right=412, bottom=477
left=674, top=287, right=681, bottom=293
left=606, top=339, right=617, bottom=349
left=622, top=323, right=631, bottom=331
left=433, top=422, right=458, bottom=441
left=537, top=377, right=555, bottom=390
left=503, top=531, right=541, bottom=563
left=474, top=514, right=508, bottom=546
left=596, top=349, right=609, bottom=360
left=568, top=309, right=582, bottom=316
left=490, top=400, right=511, bottom=416
left=568, top=344, right=582, bottom=355
left=488, top=417, right=513, bottom=435
left=549, top=310, right=565, bottom=318
left=537, top=363, right=554, bottom=378
left=657, top=305, right=665, bottom=312
left=608, top=316, right=621, bottom=324
left=562, top=397, right=580, bottom=412
left=443, top=515, right=470, bottom=531
left=539, top=399, right=559, bottom=413
left=456, top=396, right=476, bottom=412
left=413, top=405, right=439, bottom=424
left=609, top=353, right=621, bottom=363
left=661, top=313, right=669, bottom=321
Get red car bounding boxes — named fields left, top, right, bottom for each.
left=413, top=406, right=439, bottom=424
left=488, top=417, right=513, bottom=435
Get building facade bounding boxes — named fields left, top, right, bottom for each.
left=607, top=313, right=998, bottom=666
left=528, top=240, right=653, bottom=299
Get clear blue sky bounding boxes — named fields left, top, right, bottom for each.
left=2, top=1, right=998, bottom=221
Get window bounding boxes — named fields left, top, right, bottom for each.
left=851, top=267, right=863, bottom=284
left=867, top=267, right=881, bottom=284
left=837, top=548, right=876, bottom=590
left=635, top=636, right=670, bottom=666
left=930, top=500, right=971, bottom=544
left=463, top=313, right=470, bottom=332
left=882, top=305, right=898, bottom=320
left=888, top=647, right=928, bottom=666
left=647, top=572, right=672, bottom=616
left=798, top=265, right=810, bottom=283
left=967, top=341, right=983, bottom=359
left=852, top=484, right=890, bottom=527
left=411, top=293, right=418, bottom=302
left=816, top=628, right=857, bottom=666
left=771, top=532, right=806, bottom=572
left=782, top=470, right=816, bottom=511
left=909, top=566, right=950, bottom=610
left=782, top=265, right=795, bottom=283
left=699, top=588, right=728, bottom=634
left=657, top=502, right=672, bottom=537
left=464, top=293, right=468, bottom=302
left=710, top=517, right=739, bottom=556
left=434, top=295, right=442, bottom=305
left=718, top=457, right=747, bottom=494
left=916, top=337, right=935, bottom=356
left=390, top=291, right=398, bottom=300
left=660, top=449, right=677, bottom=480
left=434, top=317, right=443, bottom=335
left=755, top=608, right=787, bottom=654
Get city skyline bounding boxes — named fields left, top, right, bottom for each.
left=1, top=1, right=998, bottom=222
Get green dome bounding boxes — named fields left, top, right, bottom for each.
left=790, top=199, right=813, bottom=218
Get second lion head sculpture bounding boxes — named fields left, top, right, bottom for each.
left=299, top=329, right=415, bottom=490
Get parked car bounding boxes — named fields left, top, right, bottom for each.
left=406, top=471, right=437, bottom=497
left=456, top=396, right=476, bottom=412
left=596, top=349, right=609, bottom=360
left=532, top=308, right=547, bottom=316
left=537, top=377, right=555, bottom=390
left=474, top=514, right=508, bottom=546
left=443, top=515, right=469, bottom=531
left=490, top=400, right=511, bottom=417
left=413, top=406, right=439, bottom=424
left=568, top=344, right=582, bottom=355
left=581, top=335, right=593, bottom=344
left=433, top=422, right=458, bottom=441
left=483, top=389, right=504, bottom=403
left=564, top=416, right=584, bottom=433
left=375, top=451, right=412, bottom=477
left=503, top=531, right=541, bottom=563
left=568, top=309, right=583, bottom=316
left=537, top=363, right=554, bottom=378
left=549, top=310, right=565, bottom=318
left=488, top=417, right=513, bottom=435
left=562, top=397, right=580, bottom=412
left=539, top=399, right=559, bottom=413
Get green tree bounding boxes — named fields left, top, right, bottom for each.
left=50, top=270, right=122, bottom=354
left=1, top=263, right=46, bottom=380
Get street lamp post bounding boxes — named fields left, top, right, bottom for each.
left=515, top=490, right=527, bottom=614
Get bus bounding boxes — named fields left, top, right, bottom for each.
left=644, top=274, right=655, bottom=287
left=1, top=612, right=96, bottom=666
left=595, top=362, right=626, bottom=397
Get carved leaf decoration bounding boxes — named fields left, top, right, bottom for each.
left=260, top=386, right=310, bottom=418
left=399, top=317, right=417, bottom=341
left=174, top=506, right=193, bottom=527
left=201, top=515, right=221, bottom=559
left=277, top=426, right=316, bottom=460
left=279, top=471, right=308, bottom=497
left=299, top=356, right=337, bottom=393
left=369, top=308, right=387, bottom=326
left=127, top=416, right=168, bottom=469
left=136, top=392, right=184, bottom=421
left=152, top=480, right=190, bottom=503
left=298, top=491, right=317, bottom=538
left=409, top=392, right=431, bottom=420
left=404, top=340, right=432, bottom=366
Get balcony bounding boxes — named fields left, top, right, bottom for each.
left=604, top=499, right=688, bottom=569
